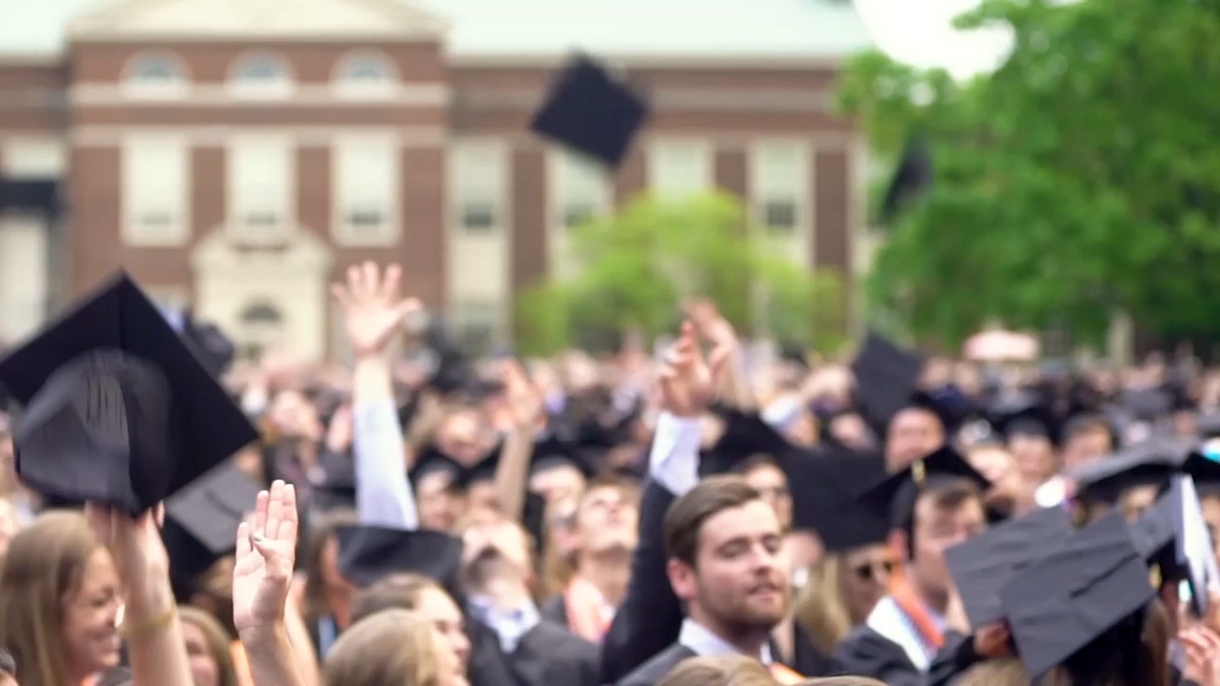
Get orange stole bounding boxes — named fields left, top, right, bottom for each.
left=770, top=663, right=805, bottom=684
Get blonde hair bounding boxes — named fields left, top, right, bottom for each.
left=954, top=658, right=1028, bottom=686
left=0, top=511, right=102, bottom=686
left=179, top=607, right=242, bottom=686
left=323, top=609, right=441, bottom=686
left=798, top=678, right=887, bottom=686
left=793, top=553, right=855, bottom=655
left=655, top=655, right=775, bottom=686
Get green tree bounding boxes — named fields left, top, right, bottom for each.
left=514, top=192, right=847, bottom=356
left=839, top=0, right=1220, bottom=350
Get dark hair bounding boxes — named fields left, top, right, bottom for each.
left=1061, top=414, right=1113, bottom=449
left=899, top=479, right=983, bottom=558
left=350, top=573, right=444, bottom=625
left=663, top=475, right=763, bottom=567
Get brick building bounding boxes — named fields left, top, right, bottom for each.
left=0, top=0, right=874, bottom=361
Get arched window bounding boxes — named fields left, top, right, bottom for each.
left=122, top=53, right=188, bottom=97
left=239, top=301, right=285, bottom=358
left=332, top=51, right=397, bottom=98
left=228, top=52, right=294, bottom=98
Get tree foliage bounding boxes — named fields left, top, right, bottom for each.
left=840, top=0, right=1220, bottom=350
left=514, top=192, right=847, bottom=356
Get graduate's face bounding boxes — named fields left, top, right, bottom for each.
left=414, top=586, right=471, bottom=674
left=910, top=492, right=985, bottom=594
left=530, top=465, right=587, bottom=505
left=576, top=485, right=637, bottom=553
left=61, top=549, right=123, bottom=677
left=672, top=500, right=789, bottom=631
left=415, top=472, right=464, bottom=532
left=886, top=409, right=944, bottom=472
left=740, top=463, right=792, bottom=531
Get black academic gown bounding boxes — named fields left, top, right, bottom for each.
left=615, top=644, right=698, bottom=686
left=468, top=617, right=600, bottom=686
left=539, top=594, right=568, bottom=628
left=835, top=623, right=982, bottom=686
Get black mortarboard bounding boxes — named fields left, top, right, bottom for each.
left=530, top=54, right=649, bottom=168
left=1118, top=388, right=1172, bottom=422
left=700, top=409, right=794, bottom=478
left=180, top=316, right=236, bottom=379
left=989, top=392, right=1055, bottom=440
left=162, top=461, right=261, bottom=587
left=857, top=445, right=992, bottom=531
left=851, top=332, right=925, bottom=430
left=336, top=525, right=464, bottom=593
left=409, top=447, right=471, bottom=494
left=1001, top=511, right=1156, bottom=679
left=1128, top=491, right=1183, bottom=587
left=1069, top=437, right=1196, bottom=505
left=1200, top=414, right=1220, bottom=439
left=944, top=506, right=1075, bottom=627
left=0, top=272, right=258, bottom=514
left=880, top=135, right=932, bottom=223
left=1171, top=474, right=1220, bottom=617
left=529, top=433, right=598, bottom=480
left=311, top=449, right=358, bottom=511
left=786, top=447, right=888, bottom=549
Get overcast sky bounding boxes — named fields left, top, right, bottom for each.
left=854, top=0, right=1014, bottom=79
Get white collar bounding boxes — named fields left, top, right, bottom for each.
left=677, top=618, right=773, bottom=665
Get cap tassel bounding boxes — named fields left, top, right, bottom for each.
left=912, top=459, right=926, bottom=486
left=1150, top=564, right=1162, bottom=589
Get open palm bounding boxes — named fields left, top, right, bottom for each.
left=233, top=480, right=299, bottom=634
left=331, top=261, right=421, bottom=359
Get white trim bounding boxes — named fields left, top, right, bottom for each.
left=648, top=138, right=715, bottom=198
left=227, top=50, right=296, bottom=100
left=1, top=136, right=67, bottom=178
left=330, top=133, right=402, bottom=247
left=447, top=54, right=846, bottom=69
left=70, top=82, right=449, bottom=107
left=447, top=137, right=511, bottom=237
left=70, top=125, right=447, bottom=147
left=331, top=49, right=401, bottom=100
left=120, top=50, right=191, bottom=100
left=120, top=133, right=191, bottom=248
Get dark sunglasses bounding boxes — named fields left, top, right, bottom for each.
left=851, top=560, right=896, bottom=583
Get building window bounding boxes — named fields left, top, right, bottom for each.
left=123, top=53, right=189, bottom=98
left=334, top=138, right=399, bottom=245
left=229, top=138, right=293, bottom=245
left=228, top=52, right=294, bottom=98
left=122, top=137, right=190, bottom=246
left=239, top=301, right=285, bottom=360
left=650, top=141, right=712, bottom=199
left=333, top=51, right=398, bottom=98
left=451, top=143, right=506, bottom=235
left=453, top=301, right=502, bottom=354
left=750, top=143, right=808, bottom=235
left=553, top=151, right=608, bottom=230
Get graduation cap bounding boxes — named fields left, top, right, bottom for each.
left=529, top=432, right=598, bottom=480
left=851, top=332, right=924, bottom=429
left=1128, top=490, right=1183, bottom=588
left=1117, top=388, right=1173, bottom=422
left=1068, top=437, right=1197, bottom=505
left=1171, top=474, right=1220, bottom=617
left=880, top=135, right=932, bottom=224
left=988, top=391, right=1056, bottom=441
left=180, top=316, right=236, bottom=379
left=1001, top=511, right=1156, bottom=679
left=788, top=448, right=889, bottom=550
left=699, top=408, right=794, bottom=478
left=408, top=447, right=473, bottom=494
left=944, top=506, right=1075, bottom=627
left=0, top=272, right=258, bottom=514
left=857, top=445, right=992, bottom=532
left=336, top=525, right=465, bottom=593
left=162, top=461, right=262, bottom=587
left=311, top=448, right=357, bottom=511
left=530, top=54, right=650, bottom=168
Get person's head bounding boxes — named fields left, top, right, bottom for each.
left=0, top=511, right=122, bottom=686
left=664, top=476, right=789, bottom=642
left=655, top=654, right=775, bottom=686
left=350, top=574, right=470, bottom=674
left=302, top=509, right=359, bottom=620
left=323, top=609, right=461, bottom=686
left=794, top=545, right=896, bottom=655
left=1060, top=415, right=1113, bottom=472
left=529, top=462, right=588, bottom=505
left=828, top=413, right=872, bottom=452
left=460, top=516, right=535, bottom=595
left=572, top=478, right=638, bottom=559
left=885, top=408, right=944, bottom=472
left=735, top=456, right=793, bottom=532
left=1006, top=428, right=1057, bottom=482
left=954, top=658, right=1028, bottom=686
left=188, top=556, right=237, bottom=640
left=413, top=470, right=466, bottom=533
left=179, top=607, right=241, bottom=686
left=964, top=444, right=1012, bottom=485
left=435, top=408, right=487, bottom=466
left=797, top=678, right=887, bottom=686
left=890, top=479, right=986, bottom=601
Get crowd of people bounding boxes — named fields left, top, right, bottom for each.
left=1, top=260, right=1220, bottom=686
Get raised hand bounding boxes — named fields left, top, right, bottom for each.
left=331, top=261, right=421, bottom=360
left=500, top=358, right=544, bottom=430
left=1181, top=626, right=1220, bottom=686
left=84, top=504, right=170, bottom=592
left=233, top=481, right=299, bottom=634
left=658, top=321, right=724, bottom=418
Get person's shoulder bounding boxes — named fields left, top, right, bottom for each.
left=614, top=644, right=695, bottom=686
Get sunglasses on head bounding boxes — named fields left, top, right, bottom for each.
left=851, top=560, right=896, bottom=583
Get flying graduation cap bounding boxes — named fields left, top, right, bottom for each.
left=530, top=53, right=650, bottom=168
left=0, top=271, right=259, bottom=514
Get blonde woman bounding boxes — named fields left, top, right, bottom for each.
left=180, top=607, right=242, bottom=686
left=323, top=610, right=461, bottom=686
left=0, top=507, right=193, bottom=686
left=655, top=655, right=777, bottom=686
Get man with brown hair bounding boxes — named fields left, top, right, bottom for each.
left=616, top=475, right=792, bottom=686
